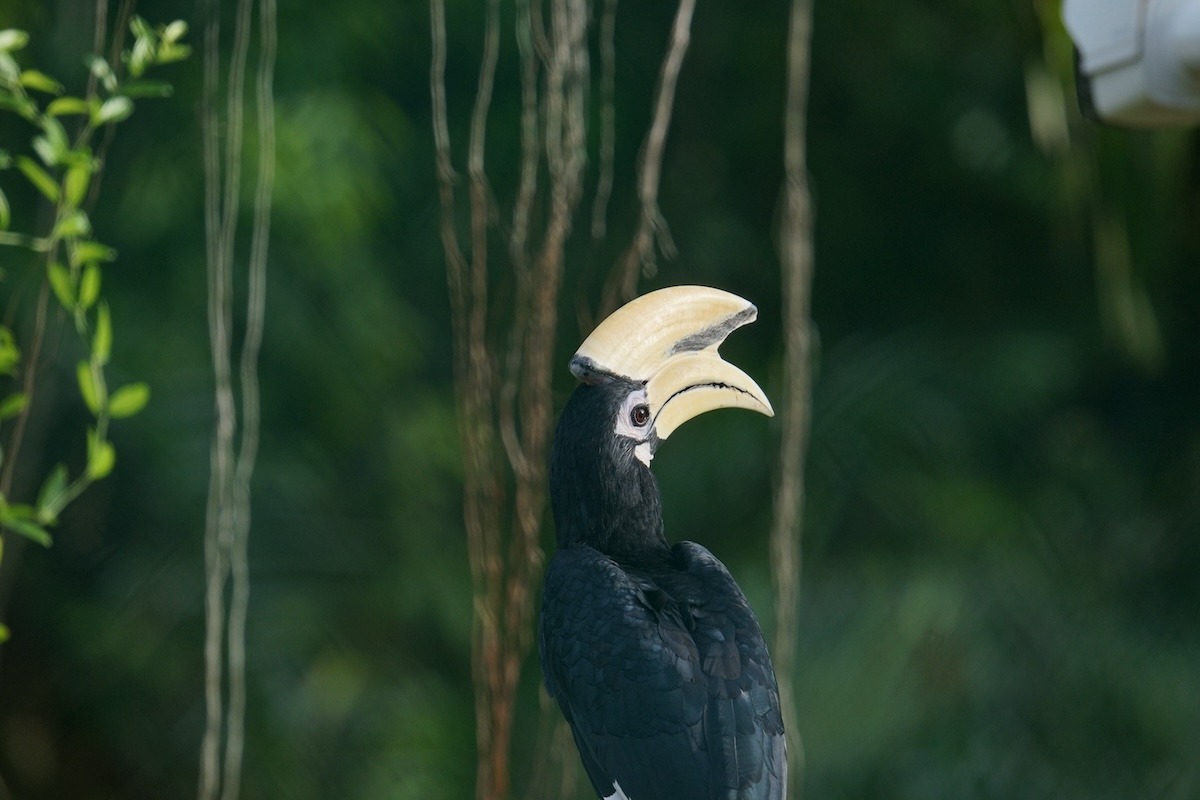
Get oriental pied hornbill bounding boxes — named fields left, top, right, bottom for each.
left=539, top=286, right=786, bottom=800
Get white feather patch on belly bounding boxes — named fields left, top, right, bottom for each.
left=602, top=781, right=631, bottom=800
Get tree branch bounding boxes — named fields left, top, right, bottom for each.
left=199, top=0, right=275, bottom=797
left=590, top=0, right=618, bottom=239
left=432, top=2, right=589, bottom=796
left=770, top=0, right=816, bottom=796
left=603, top=0, right=694, bottom=314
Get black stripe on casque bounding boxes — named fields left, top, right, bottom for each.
left=668, top=305, right=757, bottom=355
left=651, top=381, right=754, bottom=428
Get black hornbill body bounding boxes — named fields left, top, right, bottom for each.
left=539, top=286, right=786, bottom=800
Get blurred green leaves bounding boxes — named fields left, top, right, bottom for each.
left=107, top=382, right=150, bottom=419
left=0, top=29, right=30, bottom=53
left=0, top=485, right=53, bottom=547
left=15, top=155, right=58, bottom=202
left=35, top=464, right=67, bottom=525
left=85, top=428, right=115, bottom=480
left=0, top=328, right=20, bottom=377
left=94, top=95, right=133, bottom=126
left=76, top=360, right=104, bottom=415
left=0, top=17, right=185, bottom=594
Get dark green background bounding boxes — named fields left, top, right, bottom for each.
left=0, top=0, right=1197, bottom=797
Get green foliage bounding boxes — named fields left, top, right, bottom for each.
left=0, top=328, right=19, bottom=376
left=107, top=382, right=150, bottom=419
left=0, top=3, right=1196, bottom=799
left=0, top=18, right=187, bottom=583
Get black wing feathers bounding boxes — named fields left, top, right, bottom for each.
left=678, top=542, right=786, bottom=799
left=540, top=546, right=708, bottom=799
left=539, top=543, right=786, bottom=800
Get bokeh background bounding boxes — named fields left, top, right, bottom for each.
left=0, top=0, right=1198, bottom=798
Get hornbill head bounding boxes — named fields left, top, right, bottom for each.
left=550, top=285, right=773, bottom=554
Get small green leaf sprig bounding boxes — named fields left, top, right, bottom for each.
left=0, top=18, right=187, bottom=611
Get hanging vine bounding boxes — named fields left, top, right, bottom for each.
left=771, top=0, right=817, bottom=795
left=197, top=0, right=276, bottom=797
left=431, top=0, right=589, bottom=794
left=0, top=7, right=186, bottom=640
left=429, top=2, right=815, bottom=798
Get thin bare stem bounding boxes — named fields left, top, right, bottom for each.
left=108, top=0, right=136, bottom=68
left=219, top=0, right=275, bottom=797
left=505, top=6, right=588, bottom=799
left=199, top=0, right=273, bottom=797
left=198, top=0, right=231, bottom=795
left=530, top=0, right=553, bottom=70
left=590, top=0, right=618, bottom=239
left=770, top=0, right=816, bottom=796
left=506, top=0, right=542, bottom=436
left=214, top=11, right=258, bottom=800
left=510, top=0, right=540, bottom=273
left=86, top=0, right=110, bottom=98
left=86, top=0, right=135, bottom=207
left=199, top=440, right=230, bottom=800
left=0, top=278, right=51, bottom=512
left=432, top=2, right=590, bottom=797
left=431, top=2, right=506, bottom=797
left=468, top=1, right=509, bottom=795
left=430, top=0, right=492, bottom=788
left=604, top=0, right=693, bottom=313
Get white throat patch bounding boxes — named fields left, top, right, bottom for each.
left=633, top=441, right=653, bottom=467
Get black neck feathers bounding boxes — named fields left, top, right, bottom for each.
left=549, top=380, right=668, bottom=560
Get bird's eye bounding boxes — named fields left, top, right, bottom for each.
left=630, top=404, right=651, bottom=427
